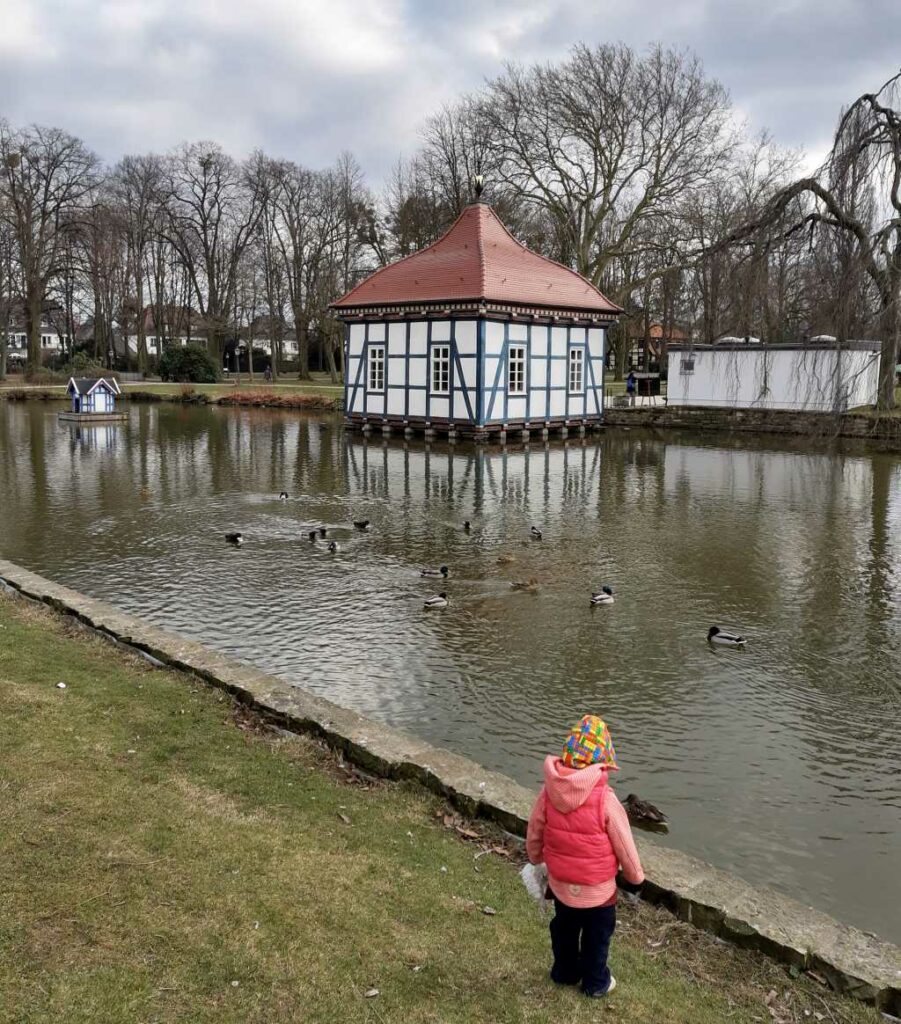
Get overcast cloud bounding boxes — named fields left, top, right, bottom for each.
left=0, top=0, right=898, bottom=181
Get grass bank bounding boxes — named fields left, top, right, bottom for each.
left=0, top=378, right=344, bottom=407
left=0, top=593, right=881, bottom=1024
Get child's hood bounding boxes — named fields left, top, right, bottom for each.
left=542, top=755, right=608, bottom=812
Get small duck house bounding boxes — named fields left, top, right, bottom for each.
left=60, top=377, right=126, bottom=422
left=330, top=200, right=621, bottom=441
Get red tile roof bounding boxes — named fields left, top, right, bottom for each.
left=332, top=203, right=621, bottom=316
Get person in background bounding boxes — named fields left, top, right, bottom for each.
left=264, top=364, right=272, bottom=384
left=626, top=370, right=636, bottom=406
left=526, top=715, right=644, bottom=998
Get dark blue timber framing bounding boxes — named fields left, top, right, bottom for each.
left=343, top=315, right=610, bottom=432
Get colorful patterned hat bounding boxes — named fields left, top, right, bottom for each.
left=561, top=715, right=618, bottom=770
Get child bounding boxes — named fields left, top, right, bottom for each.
left=526, top=714, right=644, bottom=998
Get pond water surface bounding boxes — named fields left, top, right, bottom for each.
left=1, top=401, right=899, bottom=941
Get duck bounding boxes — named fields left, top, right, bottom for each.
left=462, top=520, right=472, bottom=532
left=496, top=554, right=517, bottom=565
left=423, top=592, right=448, bottom=610
left=590, top=586, right=615, bottom=606
left=318, top=526, right=328, bottom=538
left=225, top=532, right=244, bottom=547
left=420, top=565, right=449, bottom=578
left=623, top=794, right=668, bottom=830
left=707, top=626, right=747, bottom=647
left=510, top=577, right=540, bottom=593
left=327, top=541, right=339, bottom=553
left=278, top=491, right=289, bottom=501
left=530, top=526, right=543, bottom=540
left=353, top=520, right=371, bottom=532
left=308, top=530, right=318, bottom=543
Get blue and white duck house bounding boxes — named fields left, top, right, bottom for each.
left=60, top=377, right=126, bottom=422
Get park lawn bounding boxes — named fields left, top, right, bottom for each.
left=0, top=594, right=881, bottom=1024
left=120, top=377, right=343, bottom=400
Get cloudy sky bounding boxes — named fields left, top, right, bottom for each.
left=1, top=0, right=898, bottom=182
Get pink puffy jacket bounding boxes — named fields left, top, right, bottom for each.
left=527, top=755, right=645, bottom=908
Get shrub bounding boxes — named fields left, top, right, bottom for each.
left=159, top=344, right=219, bottom=383
left=62, top=352, right=113, bottom=379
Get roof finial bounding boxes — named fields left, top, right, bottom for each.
left=473, top=174, right=484, bottom=201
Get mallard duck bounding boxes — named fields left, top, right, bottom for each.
left=353, top=520, right=371, bottom=531
left=623, top=794, right=668, bottom=829
left=327, top=541, right=339, bottom=553
left=707, top=626, right=746, bottom=647
left=318, top=526, right=328, bottom=538
left=225, top=532, right=244, bottom=547
left=278, top=491, right=289, bottom=500
left=463, top=520, right=471, bottom=532
left=590, top=586, right=614, bottom=606
left=496, top=554, right=516, bottom=565
left=424, top=592, right=448, bottom=609
left=530, top=526, right=543, bottom=540
left=421, top=565, right=449, bottom=578
left=510, top=577, right=540, bottom=593
left=308, top=530, right=318, bottom=543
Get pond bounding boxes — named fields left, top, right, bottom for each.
left=1, top=400, right=899, bottom=942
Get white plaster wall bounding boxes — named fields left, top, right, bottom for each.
left=531, top=326, right=549, bottom=356
left=387, top=322, right=406, bottom=355
left=348, top=324, right=365, bottom=356
left=409, top=322, right=428, bottom=356
left=668, top=347, right=880, bottom=411
left=454, top=320, right=478, bottom=356
left=485, top=321, right=505, bottom=355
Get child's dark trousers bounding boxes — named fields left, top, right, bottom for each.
left=549, top=897, right=616, bottom=996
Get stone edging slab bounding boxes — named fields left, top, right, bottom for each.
left=1, top=558, right=898, bottom=1012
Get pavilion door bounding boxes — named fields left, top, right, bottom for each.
left=95, top=392, right=109, bottom=413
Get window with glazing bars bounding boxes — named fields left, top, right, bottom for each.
left=431, top=345, right=450, bottom=394
left=568, top=348, right=584, bottom=392
left=508, top=345, right=526, bottom=394
left=368, top=345, right=385, bottom=391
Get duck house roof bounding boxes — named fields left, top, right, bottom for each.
left=331, top=203, right=621, bottom=318
left=67, top=377, right=121, bottom=396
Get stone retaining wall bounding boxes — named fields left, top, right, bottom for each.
left=604, top=405, right=901, bottom=449
left=1, top=558, right=898, bottom=1012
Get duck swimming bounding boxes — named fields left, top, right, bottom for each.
left=623, top=793, right=668, bottom=831
left=353, top=520, right=371, bottom=531
left=318, top=526, right=327, bottom=538
left=707, top=626, right=747, bottom=647
left=308, top=530, right=318, bottom=543
left=463, top=520, right=471, bottom=532
left=510, top=578, right=540, bottom=593
left=279, top=491, right=288, bottom=501
left=590, top=586, right=614, bottom=606
left=225, top=532, right=244, bottom=547
left=420, top=565, right=449, bottom=578
left=530, top=526, right=543, bottom=540
left=327, top=541, right=339, bottom=553
left=423, top=592, right=448, bottom=609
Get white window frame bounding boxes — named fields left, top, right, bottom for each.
left=508, top=345, right=526, bottom=396
left=368, top=345, right=385, bottom=392
left=568, top=347, right=584, bottom=393
left=430, top=344, right=450, bottom=395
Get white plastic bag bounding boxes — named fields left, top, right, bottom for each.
left=520, top=861, right=549, bottom=904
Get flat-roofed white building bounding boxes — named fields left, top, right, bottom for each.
left=667, top=341, right=881, bottom=413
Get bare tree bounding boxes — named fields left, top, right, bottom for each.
left=0, top=123, right=98, bottom=371
left=160, top=142, right=263, bottom=364
left=726, top=71, right=901, bottom=408
left=112, top=155, right=164, bottom=373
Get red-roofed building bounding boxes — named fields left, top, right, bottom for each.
left=330, top=200, right=621, bottom=439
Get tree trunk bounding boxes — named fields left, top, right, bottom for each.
left=25, top=286, right=42, bottom=371
left=875, top=295, right=899, bottom=411
left=294, top=309, right=311, bottom=380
